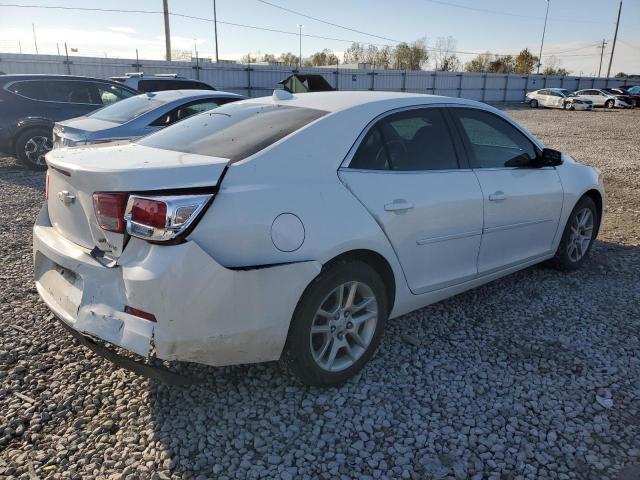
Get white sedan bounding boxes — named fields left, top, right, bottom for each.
left=35, top=91, right=604, bottom=386
left=574, top=88, right=633, bottom=109
left=526, top=88, right=593, bottom=110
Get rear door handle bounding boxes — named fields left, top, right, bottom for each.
left=384, top=199, right=414, bottom=212
left=488, top=191, right=506, bottom=202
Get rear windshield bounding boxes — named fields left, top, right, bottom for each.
left=138, top=103, right=328, bottom=161
left=90, top=94, right=168, bottom=123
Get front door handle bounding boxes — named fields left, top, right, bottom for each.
left=488, top=191, right=506, bottom=202
left=384, top=199, right=414, bottom=212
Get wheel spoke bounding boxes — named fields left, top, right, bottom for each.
left=334, top=285, right=344, bottom=310
left=343, top=341, right=356, bottom=361
left=349, top=330, right=366, bottom=348
left=351, top=296, right=373, bottom=314
left=317, top=309, right=334, bottom=319
left=316, top=336, right=332, bottom=361
left=311, top=324, right=331, bottom=334
left=326, top=341, right=339, bottom=369
left=352, top=310, right=376, bottom=327
left=344, top=282, right=358, bottom=310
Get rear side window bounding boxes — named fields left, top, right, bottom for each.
left=349, top=108, right=459, bottom=171
left=8, top=80, right=99, bottom=104
left=96, top=84, right=136, bottom=105
left=139, top=103, right=327, bottom=161
left=137, top=79, right=215, bottom=92
left=149, top=99, right=223, bottom=127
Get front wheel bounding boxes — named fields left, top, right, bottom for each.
left=549, top=196, right=598, bottom=270
left=15, top=127, right=52, bottom=170
left=605, top=99, right=615, bottom=109
left=282, top=260, right=388, bottom=387
left=529, top=99, right=539, bottom=108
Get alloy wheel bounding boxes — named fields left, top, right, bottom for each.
left=24, top=136, right=52, bottom=166
left=567, top=208, right=594, bottom=262
left=309, top=281, right=378, bottom=372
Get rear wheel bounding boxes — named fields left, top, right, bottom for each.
left=529, top=99, right=539, bottom=108
left=605, top=99, right=615, bottom=109
left=15, top=127, right=52, bottom=170
left=282, top=259, right=388, bottom=387
left=549, top=196, right=598, bottom=271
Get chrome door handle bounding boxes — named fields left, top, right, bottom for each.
left=488, top=191, right=506, bottom=202
left=384, top=200, right=414, bottom=212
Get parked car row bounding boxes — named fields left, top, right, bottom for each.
left=29, top=84, right=606, bottom=386
left=526, top=86, right=639, bottom=110
left=0, top=73, right=222, bottom=169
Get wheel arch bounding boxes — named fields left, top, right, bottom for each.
left=12, top=118, right=54, bottom=153
left=582, top=188, right=603, bottom=235
left=321, top=249, right=396, bottom=315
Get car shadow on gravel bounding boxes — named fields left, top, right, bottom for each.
left=136, top=239, right=640, bottom=478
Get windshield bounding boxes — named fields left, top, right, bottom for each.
left=89, top=94, right=168, bottom=124
left=138, top=102, right=328, bottom=162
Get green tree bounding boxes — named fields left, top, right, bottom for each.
left=393, top=38, right=429, bottom=70
left=615, top=72, right=627, bottom=78
left=464, top=52, right=493, bottom=72
left=514, top=48, right=538, bottom=74
left=488, top=55, right=515, bottom=73
left=305, top=49, right=339, bottom=66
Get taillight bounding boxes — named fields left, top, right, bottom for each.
left=124, top=306, right=156, bottom=322
left=92, top=192, right=129, bottom=233
left=45, top=169, right=50, bottom=199
left=124, top=194, right=212, bottom=242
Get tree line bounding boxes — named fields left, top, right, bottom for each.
left=240, top=37, right=570, bottom=75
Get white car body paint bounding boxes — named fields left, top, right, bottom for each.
left=525, top=89, right=593, bottom=111
left=574, top=89, right=633, bottom=108
left=34, top=91, right=604, bottom=368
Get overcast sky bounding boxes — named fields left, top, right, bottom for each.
left=0, top=0, right=638, bottom=75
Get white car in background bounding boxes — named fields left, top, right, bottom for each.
left=574, top=88, right=633, bottom=109
left=34, top=91, right=604, bottom=386
left=526, top=88, right=593, bottom=110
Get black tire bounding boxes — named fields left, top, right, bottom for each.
left=529, top=99, right=539, bottom=108
left=549, top=196, right=599, bottom=271
left=605, top=99, right=615, bottom=109
left=15, top=127, right=52, bottom=170
left=282, top=259, right=388, bottom=387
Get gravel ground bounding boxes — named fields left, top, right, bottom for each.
left=1, top=107, right=639, bottom=480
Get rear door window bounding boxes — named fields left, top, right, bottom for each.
left=89, top=95, right=168, bottom=123
left=8, top=80, right=99, bottom=104
left=139, top=103, right=327, bottom=162
left=149, top=99, right=222, bottom=127
left=95, top=83, right=137, bottom=105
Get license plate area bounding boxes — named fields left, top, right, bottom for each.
left=35, top=252, right=83, bottom=317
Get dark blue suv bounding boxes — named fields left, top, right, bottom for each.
left=0, top=74, right=138, bottom=169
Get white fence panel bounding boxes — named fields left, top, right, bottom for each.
left=0, top=52, right=632, bottom=102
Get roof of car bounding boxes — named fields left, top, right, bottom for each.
left=0, top=73, right=126, bottom=83
left=240, top=90, right=485, bottom=113
left=140, top=89, right=244, bottom=101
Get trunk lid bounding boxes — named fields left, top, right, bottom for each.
left=46, top=142, right=228, bottom=259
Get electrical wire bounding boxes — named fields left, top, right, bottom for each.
left=254, top=0, right=402, bottom=43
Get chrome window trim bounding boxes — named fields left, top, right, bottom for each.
left=4, top=79, right=129, bottom=106
left=340, top=102, right=544, bottom=171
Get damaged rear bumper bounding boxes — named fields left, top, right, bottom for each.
left=33, top=204, right=321, bottom=367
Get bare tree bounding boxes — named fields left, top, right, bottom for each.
left=393, top=37, right=429, bottom=70
left=344, top=42, right=366, bottom=64
left=278, top=52, right=300, bottom=66
left=434, top=36, right=460, bottom=72
left=464, top=52, right=493, bottom=72
left=542, top=55, right=569, bottom=76
left=305, top=49, right=339, bottom=67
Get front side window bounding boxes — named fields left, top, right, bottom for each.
left=349, top=108, right=459, bottom=171
left=89, top=95, right=168, bottom=124
left=96, top=84, right=136, bottom=105
left=139, top=103, right=327, bottom=162
left=451, top=108, right=537, bottom=169
left=150, top=99, right=221, bottom=127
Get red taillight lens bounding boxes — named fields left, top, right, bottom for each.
left=124, top=306, right=156, bottom=322
left=130, top=198, right=167, bottom=229
left=45, top=169, right=50, bottom=199
left=92, top=192, right=129, bottom=233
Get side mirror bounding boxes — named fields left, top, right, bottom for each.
left=539, top=148, right=563, bottom=167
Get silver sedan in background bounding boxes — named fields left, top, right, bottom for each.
left=52, top=90, right=245, bottom=148
left=526, top=88, right=593, bottom=111
left=574, top=89, right=634, bottom=109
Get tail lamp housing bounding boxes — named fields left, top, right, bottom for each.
left=124, top=194, right=213, bottom=241
left=92, top=192, right=129, bottom=233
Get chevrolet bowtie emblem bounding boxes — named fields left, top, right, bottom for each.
left=57, top=190, right=76, bottom=205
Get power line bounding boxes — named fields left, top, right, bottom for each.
left=423, top=0, right=614, bottom=25
left=254, top=0, right=402, bottom=43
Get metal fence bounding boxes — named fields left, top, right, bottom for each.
left=0, top=52, right=633, bottom=101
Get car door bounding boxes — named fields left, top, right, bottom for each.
left=449, top=107, right=564, bottom=273
left=549, top=90, right=564, bottom=108
left=338, top=106, right=484, bottom=294
left=538, top=90, right=552, bottom=107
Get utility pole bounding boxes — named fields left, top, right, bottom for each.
left=163, top=0, right=172, bottom=61
left=212, top=0, right=219, bottom=62
left=598, top=39, right=607, bottom=77
left=32, top=23, right=38, bottom=55
left=537, top=0, right=550, bottom=74
left=606, top=0, right=622, bottom=78
left=297, top=24, right=303, bottom=69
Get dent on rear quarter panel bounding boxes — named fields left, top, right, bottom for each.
left=119, top=239, right=322, bottom=366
